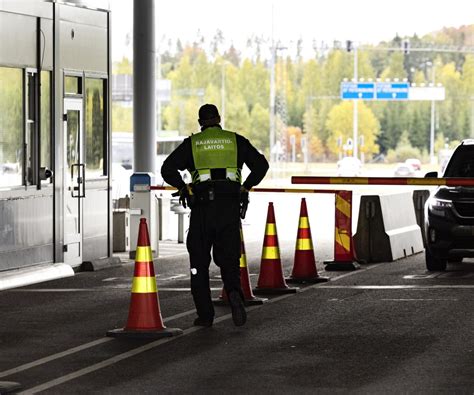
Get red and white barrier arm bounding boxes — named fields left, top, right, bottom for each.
left=291, top=176, right=474, bottom=187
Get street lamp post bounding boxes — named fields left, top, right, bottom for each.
left=157, top=45, right=162, bottom=135
left=427, top=61, right=436, bottom=164
left=269, top=44, right=276, bottom=162
left=221, top=61, right=228, bottom=129
left=353, top=45, right=358, bottom=160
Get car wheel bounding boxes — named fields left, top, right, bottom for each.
left=425, top=249, right=447, bottom=271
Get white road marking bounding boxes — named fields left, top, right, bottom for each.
left=4, top=264, right=376, bottom=392
left=0, top=309, right=197, bottom=379
left=159, top=287, right=222, bottom=292
left=381, top=298, right=458, bottom=301
left=0, top=338, right=112, bottom=378
left=318, top=284, right=474, bottom=289
left=403, top=274, right=439, bottom=279
left=102, top=278, right=119, bottom=282
left=158, top=274, right=187, bottom=281
left=9, top=289, right=96, bottom=292
left=17, top=324, right=208, bottom=395
left=8, top=286, right=223, bottom=293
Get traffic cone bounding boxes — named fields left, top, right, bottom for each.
left=287, top=198, right=329, bottom=284
left=254, top=203, right=298, bottom=295
left=214, top=223, right=267, bottom=306
left=324, top=190, right=360, bottom=270
left=107, top=218, right=183, bottom=339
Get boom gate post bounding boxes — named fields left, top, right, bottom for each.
left=324, top=190, right=360, bottom=271
left=129, top=173, right=158, bottom=259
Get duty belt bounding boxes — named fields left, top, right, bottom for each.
left=195, top=189, right=240, bottom=202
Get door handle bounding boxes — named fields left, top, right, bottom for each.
left=80, top=163, right=86, bottom=198
left=71, top=164, right=86, bottom=198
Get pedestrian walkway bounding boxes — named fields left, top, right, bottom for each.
left=158, top=240, right=188, bottom=258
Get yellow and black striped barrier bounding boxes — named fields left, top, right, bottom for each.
left=291, top=176, right=474, bottom=187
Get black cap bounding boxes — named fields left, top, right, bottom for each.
left=199, top=104, right=220, bottom=120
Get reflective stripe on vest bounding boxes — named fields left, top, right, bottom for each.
left=190, top=127, right=240, bottom=183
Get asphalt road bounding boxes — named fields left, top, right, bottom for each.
left=1, top=235, right=473, bottom=394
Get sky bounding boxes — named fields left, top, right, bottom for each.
left=110, top=0, right=473, bottom=60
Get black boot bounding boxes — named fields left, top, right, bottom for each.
left=193, top=317, right=213, bottom=327
left=228, top=291, right=247, bottom=327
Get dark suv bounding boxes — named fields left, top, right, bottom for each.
left=424, top=140, right=474, bottom=271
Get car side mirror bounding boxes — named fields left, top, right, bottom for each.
left=424, top=171, right=438, bottom=178
left=39, top=167, right=53, bottom=180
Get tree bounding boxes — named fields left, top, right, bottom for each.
left=322, top=50, right=352, bottom=96
left=380, top=52, right=407, bottom=80
left=146, top=25, right=474, bottom=163
left=285, top=126, right=302, bottom=159
left=113, top=57, right=132, bottom=74
left=376, top=102, right=410, bottom=152
left=237, top=59, right=269, bottom=112
left=249, top=103, right=269, bottom=154
left=408, top=105, right=430, bottom=150
left=326, top=101, right=380, bottom=158
left=437, top=62, right=465, bottom=141
left=225, top=94, right=251, bottom=138
left=112, top=103, right=132, bottom=132
left=210, top=29, right=225, bottom=58
left=386, top=131, right=422, bottom=163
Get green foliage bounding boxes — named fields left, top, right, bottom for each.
left=326, top=101, right=380, bottom=157
left=112, top=25, right=474, bottom=161
left=85, top=81, right=104, bottom=170
left=112, top=103, right=132, bottom=132
left=249, top=103, right=269, bottom=154
left=113, top=57, right=132, bottom=74
left=0, top=68, right=23, bottom=164
left=385, top=131, right=423, bottom=163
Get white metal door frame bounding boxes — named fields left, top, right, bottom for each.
left=63, top=98, right=84, bottom=266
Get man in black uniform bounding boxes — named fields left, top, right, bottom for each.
left=161, top=104, right=269, bottom=327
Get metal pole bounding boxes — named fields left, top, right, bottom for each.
left=221, top=62, right=226, bottom=129
left=471, top=96, right=474, bottom=138
left=430, top=65, right=436, bottom=164
left=133, top=0, right=156, bottom=173
left=269, top=6, right=275, bottom=163
left=353, top=46, right=358, bottom=159
left=157, top=45, right=162, bottom=136
left=291, top=138, right=295, bottom=162
left=269, top=54, right=276, bottom=162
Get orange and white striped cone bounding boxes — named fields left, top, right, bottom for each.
left=214, top=224, right=267, bottom=306
left=324, top=191, right=360, bottom=271
left=254, top=203, right=298, bottom=295
left=107, top=218, right=183, bottom=339
left=287, top=198, right=329, bottom=284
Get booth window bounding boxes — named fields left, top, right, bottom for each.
left=85, top=78, right=105, bottom=178
left=0, top=67, right=23, bottom=187
left=26, top=71, right=36, bottom=185
left=65, top=76, right=81, bottom=95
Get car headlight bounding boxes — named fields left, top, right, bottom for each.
left=427, top=197, right=452, bottom=217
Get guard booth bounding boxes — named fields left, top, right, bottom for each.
left=0, top=0, right=113, bottom=270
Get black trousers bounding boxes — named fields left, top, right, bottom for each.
left=186, top=198, right=242, bottom=320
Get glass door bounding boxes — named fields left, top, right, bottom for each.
left=63, top=98, right=84, bottom=266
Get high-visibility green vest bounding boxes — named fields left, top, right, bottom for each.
left=190, top=127, right=241, bottom=184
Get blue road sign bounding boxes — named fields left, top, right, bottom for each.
left=376, top=82, right=409, bottom=100
left=340, top=82, right=375, bottom=100
left=341, top=82, right=410, bottom=100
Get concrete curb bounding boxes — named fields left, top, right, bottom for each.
left=0, top=381, right=22, bottom=393
left=0, top=263, right=74, bottom=291
left=81, top=257, right=123, bottom=272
